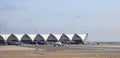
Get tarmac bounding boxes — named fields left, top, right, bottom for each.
left=0, top=44, right=120, bottom=56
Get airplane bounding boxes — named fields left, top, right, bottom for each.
left=53, top=42, right=64, bottom=47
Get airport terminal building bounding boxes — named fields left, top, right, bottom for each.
left=0, top=34, right=88, bottom=45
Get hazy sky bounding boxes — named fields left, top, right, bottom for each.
left=0, top=0, right=120, bottom=41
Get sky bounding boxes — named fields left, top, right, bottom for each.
left=0, top=0, right=120, bottom=41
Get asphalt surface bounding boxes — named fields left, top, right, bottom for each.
left=0, top=45, right=120, bottom=56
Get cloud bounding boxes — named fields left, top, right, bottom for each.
left=0, top=4, right=26, bottom=10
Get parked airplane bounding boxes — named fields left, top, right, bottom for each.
left=53, top=42, right=64, bottom=47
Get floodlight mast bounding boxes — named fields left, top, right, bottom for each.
left=77, top=15, right=89, bottom=44
left=84, top=33, right=89, bottom=44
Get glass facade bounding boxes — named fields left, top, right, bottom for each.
left=59, top=34, right=70, bottom=44
left=33, top=34, right=45, bottom=45
left=72, top=34, right=84, bottom=44
left=47, top=34, right=58, bottom=44
left=0, top=34, right=87, bottom=45
left=21, top=34, right=32, bottom=44
left=0, top=35, right=4, bottom=44
left=7, top=34, right=19, bottom=45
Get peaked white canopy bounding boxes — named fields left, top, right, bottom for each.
left=77, top=34, right=87, bottom=41
left=0, top=34, right=10, bottom=41
left=14, top=34, right=24, bottom=41
left=40, top=34, right=49, bottom=41
left=52, top=34, right=62, bottom=40
left=27, top=34, right=36, bottom=41
left=0, top=34, right=88, bottom=42
left=65, top=34, right=74, bottom=41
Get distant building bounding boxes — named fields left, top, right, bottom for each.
left=0, top=33, right=88, bottom=45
